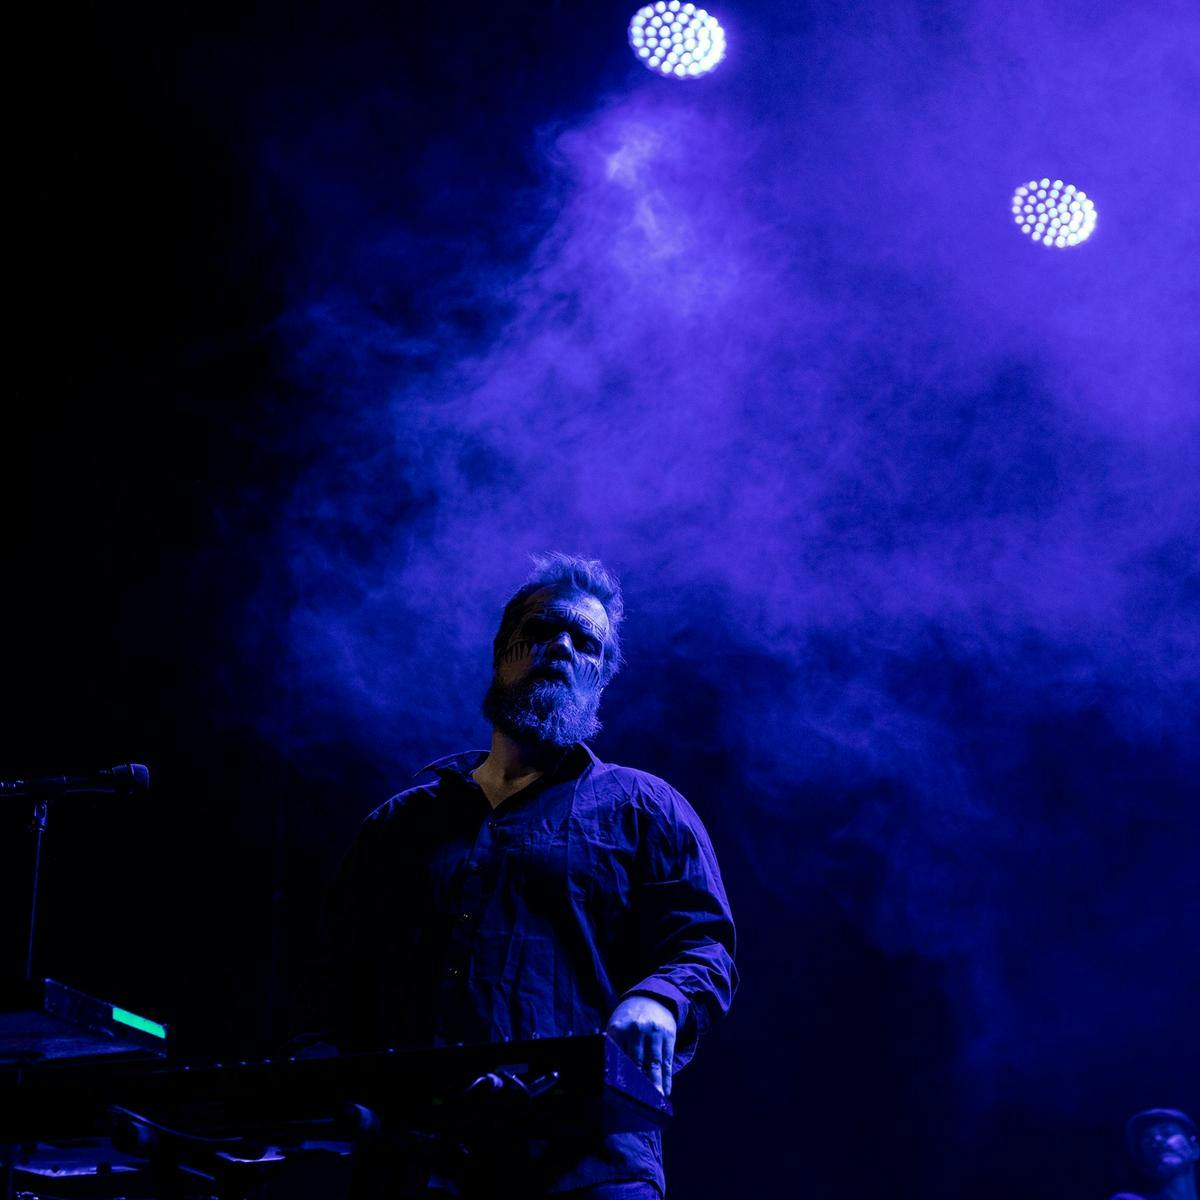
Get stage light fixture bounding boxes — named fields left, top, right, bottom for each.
left=628, top=1, right=726, bottom=79
left=1011, top=178, right=1097, bottom=248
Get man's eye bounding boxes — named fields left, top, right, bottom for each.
left=577, top=637, right=601, bottom=655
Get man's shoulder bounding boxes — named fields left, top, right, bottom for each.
left=359, top=784, right=436, bottom=831
left=588, top=757, right=696, bottom=817
left=592, top=756, right=670, bottom=794
left=360, top=751, right=482, bottom=828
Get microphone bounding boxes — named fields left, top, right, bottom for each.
left=0, top=763, right=150, bottom=797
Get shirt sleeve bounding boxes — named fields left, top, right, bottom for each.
left=620, top=784, right=738, bottom=1071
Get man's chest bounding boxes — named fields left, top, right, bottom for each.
left=374, top=784, right=640, bottom=930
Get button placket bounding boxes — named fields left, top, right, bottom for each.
left=444, top=814, right=494, bottom=983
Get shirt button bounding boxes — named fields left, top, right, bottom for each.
left=447, top=966, right=462, bottom=979
left=458, top=912, right=474, bottom=923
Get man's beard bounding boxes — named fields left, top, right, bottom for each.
left=482, top=674, right=603, bottom=748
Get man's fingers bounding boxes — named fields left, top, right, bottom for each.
left=607, top=1019, right=638, bottom=1060
left=647, top=1054, right=664, bottom=1094
left=629, top=1034, right=649, bottom=1075
left=605, top=1001, right=678, bottom=1097
left=646, top=1028, right=666, bottom=1095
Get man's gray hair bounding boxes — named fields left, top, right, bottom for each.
left=492, top=553, right=625, bottom=684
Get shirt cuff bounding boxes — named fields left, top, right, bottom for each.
left=621, top=978, right=691, bottom=1031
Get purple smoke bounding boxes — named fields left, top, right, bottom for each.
left=245, top=0, right=1198, bottom=1159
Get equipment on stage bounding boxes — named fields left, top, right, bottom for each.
left=2, top=979, right=671, bottom=1199
left=1, top=760, right=670, bottom=1196
left=5, top=761, right=153, bottom=989
left=0, top=763, right=151, bottom=798
left=0, top=977, right=169, bottom=1070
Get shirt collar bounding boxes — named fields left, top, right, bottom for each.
left=415, top=750, right=489, bottom=780
left=415, top=743, right=602, bottom=783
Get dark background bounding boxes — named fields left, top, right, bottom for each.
left=5, top=0, right=1198, bottom=1196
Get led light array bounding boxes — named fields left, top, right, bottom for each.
left=1012, top=178, right=1097, bottom=248
left=628, top=1, right=727, bottom=79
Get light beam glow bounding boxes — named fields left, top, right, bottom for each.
left=628, top=2, right=727, bottom=79
left=1011, top=178, right=1098, bottom=248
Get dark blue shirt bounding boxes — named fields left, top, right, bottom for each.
left=317, top=743, right=737, bottom=1194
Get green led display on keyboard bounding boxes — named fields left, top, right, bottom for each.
left=111, top=1006, right=167, bottom=1039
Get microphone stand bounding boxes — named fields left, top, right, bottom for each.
left=2, top=765, right=150, bottom=988
left=25, top=796, right=49, bottom=985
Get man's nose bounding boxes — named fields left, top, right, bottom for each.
left=545, top=631, right=574, bottom=658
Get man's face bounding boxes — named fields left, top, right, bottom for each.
left=483, top=588, right=612, bottom=748
left=1136, top=1121, right=1200, bottom=1183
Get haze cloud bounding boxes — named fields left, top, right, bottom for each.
left=252, top=0, right=1199, bottom=1136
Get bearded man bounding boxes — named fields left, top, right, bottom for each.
left=312, top=554, right=737, bottom=1199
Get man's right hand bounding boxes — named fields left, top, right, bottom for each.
left=606, top=994, right=678, bottom=1097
